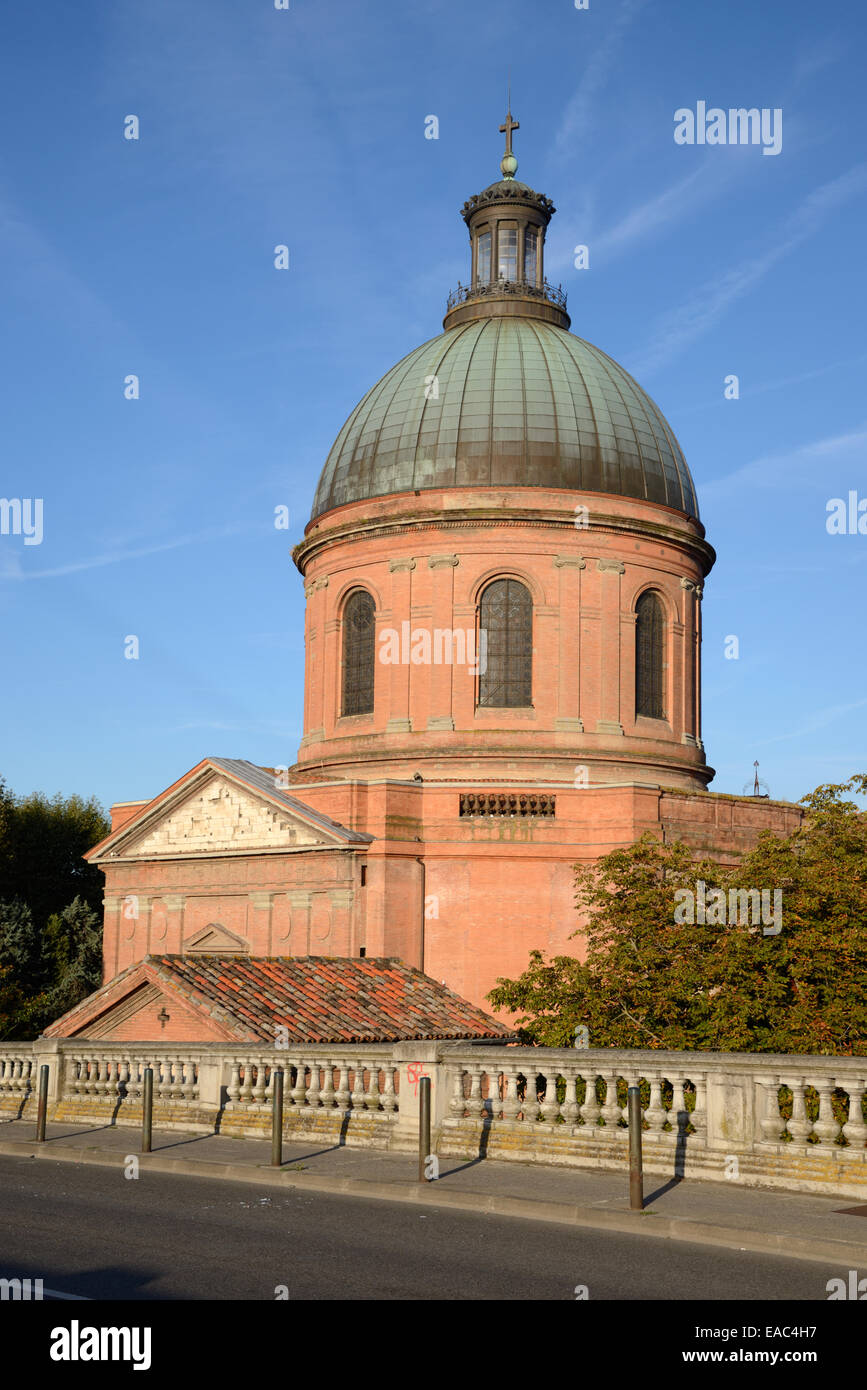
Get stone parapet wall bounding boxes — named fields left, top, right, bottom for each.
left=2, top=1040, right=863, bottom=1199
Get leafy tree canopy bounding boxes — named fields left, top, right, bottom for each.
left=488, top=775, right=867, bottom=1055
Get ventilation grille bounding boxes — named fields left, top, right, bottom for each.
left=459, top=793, right=556, bottom=818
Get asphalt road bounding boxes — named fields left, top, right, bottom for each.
left=0, top=1156, right=846, bottom=1301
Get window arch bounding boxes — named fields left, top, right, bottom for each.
left=341, top=589, right=376, bottom=716
left=635, top=590, right=666, bottom=719
left=477, top=578, right=533, bottom=708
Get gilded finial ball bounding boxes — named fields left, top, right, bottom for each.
left=500, top=152, right=518, bottom=178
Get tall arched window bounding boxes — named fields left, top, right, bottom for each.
left=478, top=579, right=532, bottom=708
left=635, top=591, right=666, bottom=719
left=341, top=590, right=375, bottom=716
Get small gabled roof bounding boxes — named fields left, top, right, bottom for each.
left=43, top=955, right=514, bottom=1044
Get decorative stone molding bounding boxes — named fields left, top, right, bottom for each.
left=680, top=577, right=697, bottom=592
left=597, top=558, right=625, bottom=574
left=286, top=890, right=312, bottom=909
left=428, top=554, right=460, bottom=569
left=595, top=719, right=625, bottom=735
left=553, top=555, right=586, bottom=569
left=248, top=892, right=272, bottom=909
left=386, top=717, right=413, bottom=733
left=427, top=715, right=455, bottom=731
left=388, top=558, right=417, bottom=572
left=162, top=896, right=185, bottom=912
left=554, top=717, right=584, bottom=733
left=328, top=889, right=354, bottom=909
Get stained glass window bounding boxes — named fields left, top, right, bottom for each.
left=635, top=591, right=665, bottom=719
left=342, top=589, right=375, bottom=716
left=478, top=579, right=532, bottom=707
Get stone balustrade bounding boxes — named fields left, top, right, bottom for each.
left=1, top=1040, right=864, bottom=1196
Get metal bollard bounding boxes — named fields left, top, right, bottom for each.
left=627, top=1084, right=644, bottom=1210
left=271, top=1068, right=284, bottom=1168
left=142, top=1067, right=153, bottom=1154
left=35, top=1064, right=49, bottom=1143
left=418, top=1076, right=431, bottom=1182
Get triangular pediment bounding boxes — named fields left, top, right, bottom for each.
left=184, top=924, right=249, bottom=954
left=108, top=769, right=346, bottom=860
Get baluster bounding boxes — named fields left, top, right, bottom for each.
left=521, top=1072, right=539, bottom=1124
left=669, top=1077, right=688, bottom=1136
left=105, top=1060, right=119, bottom=1100
left=363, top=1061, right=381, bottom=1111
left=448, top=1066, right=466, bottom=1118
left=320, top=1059, right=336, bottom=1109
left=842, top=1082, right=867, bottom=1149
left=600, top=1073, right=622, bottom=1132
left=786, top=1078, right=812, bottom=1142
left=306, top=1060, right=323, bottom=1108
left=350, top=1060, right=365, bottom=1112
left=289, top=1060, right=306, bottom=1108
left=381, top=1066, right=397, bottom=1114
left=811, top=1078, right=841, bottom=1146
left=690, top=1074, right=708, bottom=1140
left=239, top=1060, right=254, bottom=1104
left=467, top=1065, right=483, bottom=1117
left=335, top=1061, right=351, bottom=1111
left=561, top=1068, right=580, bottom=1126
left=756, top=1076, right=782, bottom=1142
left=227, top=1062, right=241, bottom=1104
left=540, top=1069, right=561, bottom=1123
left=579, top=1073, right=601, bottom=1128
left=253, top=1059, right=268, bottom=1105
left=644, top=1075, right=666, bottom=1136
left=484, top=1067, right=501, bottom=1120
left=501, top=1068, right=520, bottom=1122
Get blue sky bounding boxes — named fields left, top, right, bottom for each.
left=1, top=0, right=865, bottom=813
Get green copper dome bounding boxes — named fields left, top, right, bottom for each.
left=311, top=317, right=700, bottom=521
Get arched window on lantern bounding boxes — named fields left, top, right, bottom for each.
left=477, top=578, right=533, bottom=708
left=341, top=589, right=376, bottom=716
left=635, top=590, right=666, bottom=719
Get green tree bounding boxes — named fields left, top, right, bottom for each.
left=0, top=898, right=49, bottom=998
left=44, top=896, right=103, bottom=1018
left=488, top=775, right=867, bottom=1056
left=0, top=790, right=108, bottom=928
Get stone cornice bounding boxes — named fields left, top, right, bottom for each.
left=294, top=507, right=715, bottom=577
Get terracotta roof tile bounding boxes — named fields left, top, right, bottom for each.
left=114, top=955, right=515, bottom=1043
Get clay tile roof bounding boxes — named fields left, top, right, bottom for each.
left=140, top=955, right=513, bottom=1043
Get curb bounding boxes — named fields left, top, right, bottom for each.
left=2, top=1138, right=864, bottom=1268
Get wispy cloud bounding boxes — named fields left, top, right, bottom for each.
left=629, top=162, right=867, bottom=377
left=671, top=353, right=867, bottom=417
left=553, top=0, right=650, bottom=156
left=756, top=698, right=867, bottom=746
left=701, top=424, right=867, bottom=504
left=594, top=162, right=737, bottom=260
left=0, top=524, right=254, bottom=582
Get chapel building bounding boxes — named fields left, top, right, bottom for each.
left=71, top=115, right=802, bottom=1030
